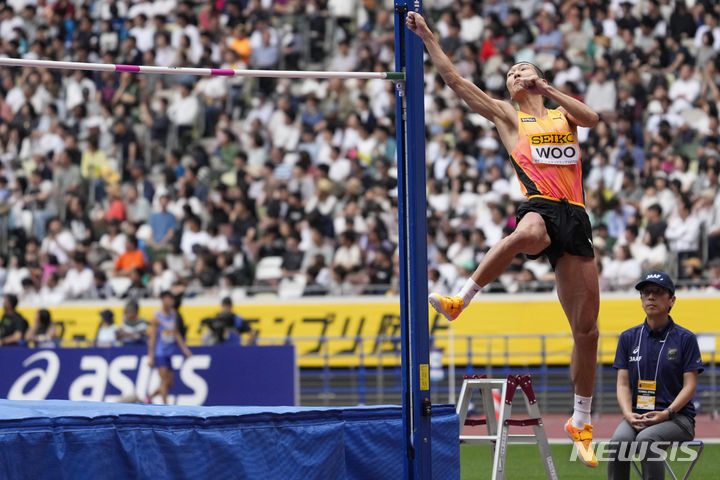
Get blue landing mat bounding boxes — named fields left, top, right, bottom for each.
left=0, top=400, right=459, bottom=479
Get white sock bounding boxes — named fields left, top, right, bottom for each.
left=458, top=277, right=481, bottom=306
left=572, top=394, right=592, bottom=428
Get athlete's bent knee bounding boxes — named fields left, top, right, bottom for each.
left=513, top=225, right=550, bottom=254
left=573, top=325, right=599, bottom=347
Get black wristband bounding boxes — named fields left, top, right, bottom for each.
left=665, top=407, right=676, bottom=419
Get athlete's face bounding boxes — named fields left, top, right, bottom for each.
left=161, top=295, right=175, bottom=311
left=506, top=62, right=537, bottom=99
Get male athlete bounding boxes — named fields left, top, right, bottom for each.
left=407, top=12, right=600, bottom=467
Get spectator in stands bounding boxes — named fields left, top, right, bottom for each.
left=665, top=196, right=701, bottom=278
left=327, top=265, right=355, bottom=296
left=40, top=217, right=76, bottom=265
left=66, top=196, right=93, bottom=243
left=25, top=308, right=59, bottom=348
left=116, top=300, right=148, bottom=346
left=604, top=244, right=642, bottom=291
left=367, top=248, right=393, bottom=295
left=114, top=235, right=146, bottom=277
left=694, top=10, right=720, bottom=50
left=180, top=215, right=210, bottom=261
left=121, top=267, right=149, bottom=301
left=609, top=271, right=703, bottom=479
left=53, top=149, right=82, bottom=198
left=99, top=219, right=127, bottom=259
left=458, top=2, right=483, bottom=44
left=40, top=272, right=66, bottom=306
left=3, top=255, right=27, bottom=298
left=532, top=14, right=563, bottom=70
left=328, top=40, right=356, bottom=72
left=0, top=294, right=28, bottom=346
left=125, top=184, right=151, bottom=224
left=447, top=228, right=474, bottom=267
left=147, top=290, right=193, bottom=405
left=80, top=137, right=110, bottom=202
left=148, top=193, right=177, bottom=247
left=708, top=259, right=720, bottom=290
left=105, top=183, right=127, bottom=223
left=668, top=64, right=701, bottom=115
left=206, top=224, right=230, bottom=255
left=95, top=309, right=119, bottom=347
left=23, top=169, right=54, bottom=240
left=585, top=68, right=617, bottom=119
left=703, top=183, right=720, bottom=261
left=168, top=82, right=200, bottom=149
left=281, top=232, right=304, bottom=279
left=229, top=24, right=251, bottom=64
left=128, top=162, right=155, bottom=204
left=148, top=259, right=177, bottom=298
left=63, top=252, right=95, bottom=299
left=19, top=277, right=39, bottom=307
left=333, top=230, right=362, bottom=273
left=90, top=270, right=114, bottom=300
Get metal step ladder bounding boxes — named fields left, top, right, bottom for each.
left=457, top=374, right=558, bottom=480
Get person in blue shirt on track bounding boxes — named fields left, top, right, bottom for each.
left=146, top=290, right=192, bottom=404
left=608, top=271, right=704, bottom=480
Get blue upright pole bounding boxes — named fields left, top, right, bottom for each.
left=393, top=1, right=431, bottom=478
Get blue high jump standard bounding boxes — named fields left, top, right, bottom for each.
left=394, top=1, right=433, bottom=478
left=0, top=400, right=459, bottom=479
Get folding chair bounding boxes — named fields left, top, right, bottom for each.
left=631, top=440, right=704, bottom=480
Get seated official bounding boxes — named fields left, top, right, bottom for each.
left=608, top=271, right=704, bottom=480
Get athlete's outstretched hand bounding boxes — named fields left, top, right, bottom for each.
left=406, top=12, right=432, bottom=41
left=515, top=69, right=549, bottom=96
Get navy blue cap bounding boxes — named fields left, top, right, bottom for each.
left=100, top=309, right=114, bottom=322
left=635, top=270, right=675, bottom=295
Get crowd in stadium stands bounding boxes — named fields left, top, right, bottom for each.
left=0, top=0, right=718, bottom=309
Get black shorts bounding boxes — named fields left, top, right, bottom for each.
left=516, top=197, right=594, bottom=269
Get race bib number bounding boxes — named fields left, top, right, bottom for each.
left=161, top=329, right=177, bottom=343
left=529, top=133, right=580, bottom=165
left=636, top=379, right=656, bottom=410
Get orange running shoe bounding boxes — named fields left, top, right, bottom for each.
left=565, top=418, right=598, bottom=467
left=428, top=293, right=464, bottom=322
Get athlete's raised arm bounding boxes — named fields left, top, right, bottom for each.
left=406, top=12, right=515, bottom=126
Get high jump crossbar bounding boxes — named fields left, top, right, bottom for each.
left=0, top=57, right=405, bottom=80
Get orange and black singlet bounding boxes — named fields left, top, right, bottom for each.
left=509, top=109, right=585, bottom=207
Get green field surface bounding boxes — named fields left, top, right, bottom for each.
left=461, top=444, right=717, bottom=479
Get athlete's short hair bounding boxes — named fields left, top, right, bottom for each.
left=512, top=61, right=545, bottom=79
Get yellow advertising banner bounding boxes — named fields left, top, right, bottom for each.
left=17, top=296, right=720, bottom=368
